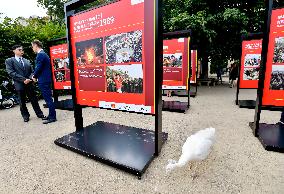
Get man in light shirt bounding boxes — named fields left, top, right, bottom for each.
left=5, top=45, right=45, bottom=122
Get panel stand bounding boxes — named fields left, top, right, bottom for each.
left=162, top=88, right=190, bottom=113
left=161, top=30, right=192, bottom=113
left=235, top=32, right=263, bottom=109
left=162, top=100, right=188, bottom=113
left=249, top=123, right=284, bottom=152
left=44, top=91, right=74, bottom=111
left=54, top=0, right=166, bottom=179
left=162, top=90, right=187, bottom=97
left=190, top=83, right=197, bottom=97
left=55, top=121, right=168, bottom=178
left=238, top=100, right=256, bottom=109
left=249, top=0, right=284, bottom=154
left=44, top=99, right=74, bottom=111
left=47, top=37, right=73, bottom=111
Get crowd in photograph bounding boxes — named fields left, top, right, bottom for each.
left=106, top=68, right=143, bottom=94
left=244, top=55, right=261, bottom=67
left=270, top=71, right=284, bottom=90
left=163, top=55, right=182, bottom=67
left=53, top=58, right=69, bottom=70
left=105, top=30, right=143, bottom=64
left=54, top=71, right=66, bottom=82
left=273, top=37, right=284, bottom=64
left=243, top=67, right=259, bottom=80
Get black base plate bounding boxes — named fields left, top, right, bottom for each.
left=238, top=100, right=283, bottom=111
left=162, top=91, right=187, bottom=97
left=238, top=100, right=256, bottom=109
left=190, top=92, right=197, bottom=97
left=162, top=100, right=189, bottom=113
left=54, top=121, right=168, bottom=178
left=250, top=122, right=284, bottom=153
left=44, top=99, right=74, bottom=111
left=162, top=90, right=196, bottom=97
left=249, top=121, right=254, bottom=130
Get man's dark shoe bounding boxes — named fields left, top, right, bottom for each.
left=24, top=118, right=29, bottom=122
left=43, top=119, right=57, bottom=124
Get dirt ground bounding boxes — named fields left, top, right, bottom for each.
left=0, top=84, right=283, bottom=194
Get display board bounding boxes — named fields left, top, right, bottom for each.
left=50, top=43, right=71, bottom=90
left=55, top=0, right=166, bottom=178
left=190, top=50, right=197, bottom=83
left=239, top=39, right=262, bottom=89
left=262, top=8, right=284, bottom=106
left=162, top=38, right=190, bottom=90
left=250, top=3, right=284, bottom=153
left=69, top=0, right=155, bottom=114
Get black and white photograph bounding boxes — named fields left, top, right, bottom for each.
left=54, top=70, right=66, bottom=82
left=243, top=67, right=260, bottom=80
left=244, top=54, right=261, bottom=67
left=270, top=65, right=284, bottom=90
left=105, top=30, right=142, bottom=64
left=75, top=38, right=104, bottom=66
left=273, top=37, right=284, bottom=64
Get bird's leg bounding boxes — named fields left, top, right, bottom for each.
left=188, top=163, right=192, bottom=171
left=191, top=163, right=199, bottom=180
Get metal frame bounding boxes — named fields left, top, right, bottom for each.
left=47, top=37, right=68, bottom=102
left=55, top=0, right=165, bottom=178
left=44, top=37, right=75, bottom=110
left=251, top=0, right=279, bottom=135
left=249, top=0, right=284, bottom=153
left=235, top=33, right=263, bottom=108
left=190, top=44, right=199, bottom=97
left=162, top=30, right=192, bottom=111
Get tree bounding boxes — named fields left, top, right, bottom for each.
left=37, top=0, right=111, bottom=22
left=163, top=0, right=266, bottom=77
left=37, top=0, right=284, bottom=77
left=0, top=16, right=66, bottom=96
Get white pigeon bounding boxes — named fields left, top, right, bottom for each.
left=166, top=127, right=215, bottom=172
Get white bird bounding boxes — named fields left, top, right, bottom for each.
left=166, top=127, right=215, bottom=172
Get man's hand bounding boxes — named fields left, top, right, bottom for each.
left=24, top=79, right=31, bottom=85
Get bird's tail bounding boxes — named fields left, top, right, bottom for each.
left=166, top=159, right=183, bottom=173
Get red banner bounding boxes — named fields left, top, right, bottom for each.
left=239, top=39, right=262, bottom=89
left=262, top=8, right=284, bottom=106
left=191, top=50, right=197, bottom=83
left=49, top=44, right=71, bottom=90
left=162, top=38, right=190, bottom=89
left=69, top=0, right=155, bottom=114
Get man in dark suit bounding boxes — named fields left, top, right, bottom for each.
left=280, top=109, right=284, bottom=126
left=31, top=40, right=57, bottom=124
left=5, top=45, right=45, bottom=122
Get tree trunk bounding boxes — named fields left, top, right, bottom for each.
left=200, top=52, right=209, bottom=79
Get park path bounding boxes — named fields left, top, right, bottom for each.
left=0, top=85, right=283, bottom=194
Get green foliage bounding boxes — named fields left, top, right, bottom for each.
left=37, top=0, right=68, bottom=22
left=163, top=0, right=266, bottom=74
left=1, top=0, right=282, bottom=96
left=37, top=0, right=111, bottom=22
left=0, top=16, right=65, bottom=96
left=37, top=0, right=270, bottom=76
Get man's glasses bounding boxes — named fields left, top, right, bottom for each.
left=17, top=48, right=24, bottom=51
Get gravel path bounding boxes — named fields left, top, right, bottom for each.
left=0, top=85, right=283, bottom=194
